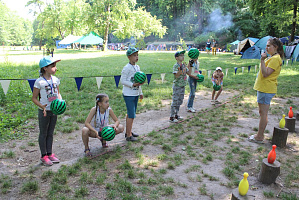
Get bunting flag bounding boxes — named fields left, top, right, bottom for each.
left=27, top=79, right=36, bottom=92
left=291, top=58, right=294, bottom=65
left=202, top=70, right=207, bottom=76
left=0, top=80, right=10, bottom=95
left=146, top=74, right=152, bottom=85
left=199, top=70, right=202, bottom=74
left=286, top=59, right=289, bottom=66
left=161, top=73, right=165, bottom=83
left=248, top=66, right=251, bottom=73
left=75, top=77, right=83, bottom=91
left=114, top=75, right=121, bottom=88
left=282, top=60, right=285, bottom=65
left=225, top=68, right=228, bottom=77
left=96, top=77, right=103, bottom=90
left=255, top=65, right=257, bottom=72
left=242, top=67, right=244, bottom=73
left=208, top=70, right=211, bottom=78
left=234, top=67, right=238, bottom=74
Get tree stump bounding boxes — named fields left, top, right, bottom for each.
left=296, top=112, right=299, bottom=121
left=231, top=188, right=255, bottom=200
left=272, top=127, right=289, bottom=148
left=285, top=117, right=296, bottom=132
left=258, top=158, right=280, bottom=184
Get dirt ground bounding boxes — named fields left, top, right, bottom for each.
left=0, top=88, right=299, bottom=199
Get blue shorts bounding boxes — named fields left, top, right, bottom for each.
left=257, top=91, right=275, bottom=105
left=123, top=95, right=139, bottom=118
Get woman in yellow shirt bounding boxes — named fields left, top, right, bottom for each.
left=249, top=38, right=284, bottom=143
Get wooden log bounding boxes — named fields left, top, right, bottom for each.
left=231, top=188, right=255, bottom=200
left=258, top=158, right=280, bottom=184
left=285, top=117, right=296, bottom=132
left=272, top=127, right=288, bottom=148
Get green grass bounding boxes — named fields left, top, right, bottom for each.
left=1, top=52, right=298, bottom=141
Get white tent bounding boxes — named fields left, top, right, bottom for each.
left=236, top=37, right=259, bottom=55
left=58, top=35, right=82, bottom=45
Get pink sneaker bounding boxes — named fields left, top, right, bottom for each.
left=40, top=155, right=53, bottom=166
left=48, top=154, right=60, bottom=163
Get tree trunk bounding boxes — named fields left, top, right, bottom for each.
left=290, top=0, right=298, bottom=42
left=103, top=4, right=110, bottom=51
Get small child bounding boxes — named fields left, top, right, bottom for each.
left=120, top=47, right=144, bottom=142
left=82, top=94, right=124, bottom=157
left=187, top=48, right=201, bottom=113
left=32, top=56, right=62, bottom=166
left=211, top=67, right=224, bottom=104
left=170, top=50, right=191, bottom=122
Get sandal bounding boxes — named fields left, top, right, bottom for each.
left=84, top=149, right=92, bottom=157
left=100, top=138, right=108, bottom=148
left=99, top=131, right=108, bottom=148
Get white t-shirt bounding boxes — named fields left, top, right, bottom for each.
left=120, top=63, right=143, bottom=96
left=189, top=61, right=200, bottom=76
left=90, top=107, right=110, bottom=132
left=34, top=76, right=60, bottom=110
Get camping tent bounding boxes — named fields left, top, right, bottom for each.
left=58, top=35, right=82, bottom=45
left=292, top=43, right=299, bottom=61
left=74, top=32, right=103, bottom=45
left=254, top=36, right=272, bottom=53
left=241, top=36, right=273, bottom=59
left=236, top=37, right=259, bottom=54
left=230, top=40, right=240, bottom=53
left=241, top=46, right=261, bottom=59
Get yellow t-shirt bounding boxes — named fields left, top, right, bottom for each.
left=253, top=54, right=282, bottom=93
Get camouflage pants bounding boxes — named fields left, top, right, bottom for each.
left=170, top=85, right=185, bottom=117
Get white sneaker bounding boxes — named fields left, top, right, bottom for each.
left=187, top=107, right=196, bottom=113
left=175, top=115, right=184, bottom=120
left=169, top=118, right=179, bottom=123
left=215, top=100, right=221, bottom=104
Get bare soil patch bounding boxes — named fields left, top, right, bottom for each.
left=0, top=89, right=298, bottom=199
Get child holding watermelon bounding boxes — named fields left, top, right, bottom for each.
left=32, top=56, right=62, bottom=166
left=82, top=94, right=124, bottom=157
left=211, top=67, right=224, bottom=105
left=120, top=47, right=145, bottom=141
left=170, top=50, right=193, bottom=122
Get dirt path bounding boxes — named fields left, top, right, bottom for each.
left=0, top=89, right=238, bottom=175
left=1, top=90, right=299, bottom=200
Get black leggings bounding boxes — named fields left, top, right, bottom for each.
left=38, top=109, right=57, bottom=157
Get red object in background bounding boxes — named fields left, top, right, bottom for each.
left=288, top=106, right=293, bottom=118
left=267, top=145, right=277, bottom=164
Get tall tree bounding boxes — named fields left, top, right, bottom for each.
left=86, top=0, right=166, bottom=50
left=249, top=0, right=298, bottom=41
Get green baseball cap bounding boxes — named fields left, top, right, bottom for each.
left=39, top=56, right=61, bottom=68
left=175, top=50, right=185, bottom=57
left=126, top=47, right=139, bottom=56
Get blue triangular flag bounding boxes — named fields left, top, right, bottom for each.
left=27, top=79, right=36, bottom=92
left=248, top=66, right=251, bottom=73
left=75, top=77, right=83, bottom=91
left=199, top=70, right=202, bottom=74
left=146, top=74, right=152, bottom=85
left=234, top=67, right=238, bottom=74
left=291, top=58, right=294, bottom=65
left=282, top=60, right=285, bottom=65
left=114, top=75, right=121, bottom=88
